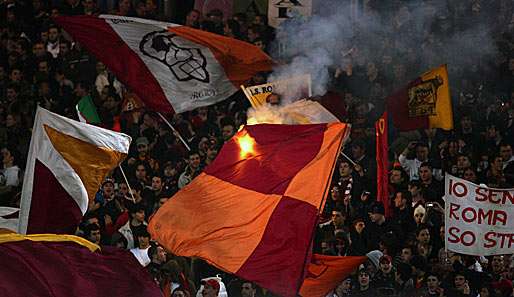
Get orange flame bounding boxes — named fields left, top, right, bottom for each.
left=237, top=133, right=256, bottom=158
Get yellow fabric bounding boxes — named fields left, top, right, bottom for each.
left=421, top=64, right=454, bottom=130
left=44, top=125, right=127, bottom=200
left=241, top=75, right=312, bottom=108
left=0, top=233, right=99, bottom=252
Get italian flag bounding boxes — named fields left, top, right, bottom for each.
left=76, top=95, right=101, bottom=124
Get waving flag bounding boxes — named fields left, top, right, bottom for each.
left=299, top=255, right=367, bottom=297
left=18, top=107, right=131, bottom=234
left=149, top=123, right=349, bottom=297
left=55, top=15, right=273, bottom=114
left=0, top=233, right=161, bottom=297
left=376, top=112, right=390, bottom=217
left=387, top=65, right=453, bottom=131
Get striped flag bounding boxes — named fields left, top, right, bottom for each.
left=55, top=15, right=273, bottom=114
left=76, top=95, right=101, bottom=124
left=149, top=123, right=349, bottom=297
left=18, top=107, right=131, bottom=234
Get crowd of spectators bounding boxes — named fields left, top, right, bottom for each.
left=1, top=0, right=513, bottom=296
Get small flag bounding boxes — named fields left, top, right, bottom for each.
left=18, top=107, right=131, bottom=234
left=387, top=65, right=453, bottom=131
left=76, top=95, right=101, bottom=124
left=149, top=123, right=350, bottom=297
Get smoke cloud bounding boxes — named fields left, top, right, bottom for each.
left=268, top=0, right=499, bottom=100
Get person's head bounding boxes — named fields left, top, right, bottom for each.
left=6, top=85, right=18, bottom=103
left=419, top=162, right=433, bottom=183
left=338, top=160, right=353, bottom=178
left=390, top=167, right=405, bottom=185
left=207, top=9, right=223, bottom=24
left=457, top=154, right=472, bottom=170
left=201, top=279, right=220, bottom=297
left=426, top=272, right=441, bottom=291
left=172, top=288, right=190, bottom=297
left=137, top=229, right=150, bottom=249
left=369, top=202, right=385, bottom=223
left=478, top=285, right=491, bottom=297
left=151, top=175, right=162, bottom=191
left=48, top=26, right=60, bottom=42
left=491, top=255, right=505, bottom=273
left=331, top=210, right=345, bottom=227
left=351, top=141, right=366, bottom=159
left=265, top=93, right=281, bottom=106
left=499, top=143, right=513, bottom=162
left=1, top=147, right=17, bottom=167
left=85, top=223, right=101, bottom=244
left=401, top=246, right=413, bottom=263
left=353, top=218, right=365, bottom=234
left=330, top=185, right=341, bottom=201
left=408, top=180, right=421, bottom=197
left=206, top=145, right=218, bottom=160
left=463, top=168, right=478, bottom=183
left=490, top=154, right=503, bottom=171
left=135, top=163, right=148, bottom=181
left=460, top=115, right=473, bottom=130
left=38, top=60, right=49, bottom=74
left=188, top=151, right=201, bottom=170
left=148, top=244, right=167, bottom=264
left=102, top=179, right=114, bottom=197
left=335, top=277, right=352, bottom=296
left=59, top=40, right=71, bottom=56
left=416, top=225, right=430, bottom=245
left=9, top=68, right=22, bottom=82
left=241, top=281, right=256, bottom=297
left=186, top=9, right=201, bottom=28
left=130, top=204, right=146, bottom=223
left=158, top=197, right=169, bottom=208
left=413, top=205, right=425, bottom=225
left=453, top=271, right=467, bottom=290
left=136, top=136, right=149, bottom=155
left=221, top=123, right=235, bottom=141
left=32, top=41, right=46, bottom=57
left=416, top=143, right=429, bottom=161
left=74, top=81, right=89, bottom=97
left=118, top=0, right=132, bottom=15
left=358, top=269, right=370, bottom=288
left=394, top=190, right=411, bottom=209
left=379, top=255, right=393, bottom=273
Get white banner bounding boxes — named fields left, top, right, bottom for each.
left=268, top=0, right=312, bottom=28
left=444, top=175, right=514, bottom=256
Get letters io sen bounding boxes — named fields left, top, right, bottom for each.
left=448, top=179, right=514, bottom=204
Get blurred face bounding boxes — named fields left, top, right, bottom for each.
left=339, top=162, right=352, bottom=177
left=89, top=229, right=101, bottom=244
left=134, top=210, right=145, bottom=222
left=358, top=272, right=369, bottom=286
left=461, top=117, right=472, bottom=130
left=102, top=183, right=114, bottom=196
left=500, top=145, right=512, bottom=161
left=138, top=236, right=150, bottom=248
left=426, top=276, right=439, bottom=290
left=354, top=221, right=365, bottom=233
left=457, top=156, right=471, bottom=169
left=351, top=145, right=365, bottom=159
left=454, top=275, right=466, bottom=289
left=222, top=125, right=235, bottom=141
left=241, top=283, right=255, bottom=297
left=414, top=212, right=424, bottom=224
left=416, top=146, right=429, bottom=161
left=335, top=279, right=352, bottom=295
left=202, top=284, right=218, bottom=297
left=151, top=176, right=162, bottom=191
left=186, top=10, right=200, bottom=26
left=332, top=211, right=344, bottom=226
left=408, top=184, right=420, bottom=196
left=492, top=157, right=503, bottom=170
left=158, top=197, right=169, bottom=208
left=380, top=261, right=392, bottom=273
left=463, top=168, right=477, bottom=182
left=419, top=166, right=432, bottom=182
left=48, top=28, right=59, bottom=42
left=394, top=192, right=406, bottom=208
left=369, top=213, right=383, bottom=223
left=135, top=165, right=146, bottom=180
left=330, top=186, right=341, bottom=201
left=417, top=228, right=430, bottom=244
left=59, top=43, right=69, bottom=55
left=491, top=256, right=504, bottom=272
left=9, top=69, right=21, bottom=82
left=390, top=166, right=402, bottom=183
left=401, top=248, right=413, bottom=262
left=189, top=153, right=201, bottom=170
left=38, top=61, right=49, bottom=73
left=479, top=287, right=490, bottom=297
left=173, top=291, right=186, bottom=297
left=5, top=114, right=16, bottom=127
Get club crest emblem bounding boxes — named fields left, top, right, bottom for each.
left=139, top=30, right=210, bottom=83
left=407, top=75, right=443, bottom=117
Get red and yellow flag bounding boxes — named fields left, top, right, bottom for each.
left=387, top=65, right=453, bottom=131
left=149, top=123, right=349, bottom=297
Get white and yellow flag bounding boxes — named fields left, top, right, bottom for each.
left=18, top=107, right=131, bottom=234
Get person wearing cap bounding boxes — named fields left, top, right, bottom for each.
left=366, top=202, right=398, bottom=251
left=128, top=136, right=159, bottom=173
left=373, top=255, right=396, bottom=292
left=201, top=279, right=220, bottom=297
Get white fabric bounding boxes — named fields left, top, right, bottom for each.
left=130, top=247, right=151, bottom=266
left=0, top=207, right=19, bottom=232
left=18, top=107, right=131, bottom=234
left=1, top=165, right=20, bottom=187
left=101, top=15, right=238, bottom=113
left=196, top=276, right=228, bottom=297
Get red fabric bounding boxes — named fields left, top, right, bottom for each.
left=318, top=91, right=347, bottom=121
left=0, top=240, right=161, bottom=297
left=300, top=255, right=367, bottom=297
left=236, top=197, right=319, bottom=297
left=204, top=124, right=325, bottom=195
left=27, top=160, right=83, bottom=234
left=386, top=78, right=429, bottom=131
left=375, top=112, right=390, bottom=218
left=54, top=16, right=174, bottom=113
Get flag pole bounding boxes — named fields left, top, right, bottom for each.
left=118, top=165, right=136, bottom=204
left=340, top=151, right=357, bottom=167
left=157, top=112, right=191, bottom=151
